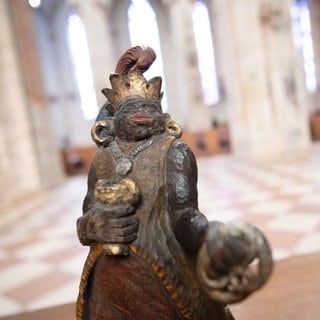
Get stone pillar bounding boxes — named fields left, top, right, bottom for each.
left=108, top=0, right=131, bottom=60
left=308, top=0, right=320, bottom=111
left=0, top=1, right=41, bottom=203
left=8, top=0, right=65, bottom=188
left=205, top=0, right=229, bottom=124
left=149, top=0, right=182, bottom=117
left=162, top=0, right=213, bottom=131
left=209, top=0, right=311, bottom=159
left=34, top=0, right=95, bottom=147
left=0, top=0, right=42, bottom=201
left=69, top=0, right=116, bottom=107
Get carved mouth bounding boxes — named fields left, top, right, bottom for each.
left=130, top=113, right=153, bottom=125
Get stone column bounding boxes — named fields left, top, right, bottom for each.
left=162, top=0, right=213, bottom=131
left=0, top=1, right=41, bottom=203
left=149, top=0, right=182, bottom=117
left=108, top=0, right=131, bottom=60
left=69, top=0, right=116, bottom=107
left=205, top=0, right=229, bottom=124
left=34, top=0, right=96, bottom=147
left=8, top=0, right=65, bottom=188
left=209, top=0, right=311, bottom=159
left=308, top=0, right=320, bottom=111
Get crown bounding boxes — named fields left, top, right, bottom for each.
left=101, top=69, right=162, bottom=111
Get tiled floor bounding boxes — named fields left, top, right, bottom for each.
left=1, top=144, right=320, bottom=317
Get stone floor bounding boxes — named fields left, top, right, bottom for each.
left=1, top=144, right=320, bottom=317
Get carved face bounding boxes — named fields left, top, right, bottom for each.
left=114, top=98, right=166, bottom=141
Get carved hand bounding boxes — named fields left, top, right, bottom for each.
left=77, top=201, right=139, bottom=246
left=197, top=221, right=273, bottom=304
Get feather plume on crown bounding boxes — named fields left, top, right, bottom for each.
left=101, top=46, right=163, bottom=113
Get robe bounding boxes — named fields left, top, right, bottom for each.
left=77, top=132, right=233, bottom=320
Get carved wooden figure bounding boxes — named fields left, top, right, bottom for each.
left=76, top=46, right=273, bottom=320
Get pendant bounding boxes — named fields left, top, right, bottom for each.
left=116, top=158, right=133, bottom=176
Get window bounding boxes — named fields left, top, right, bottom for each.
left=291, top=0, right=317, bottom=93
left=192, top=1, right=219, bottom=106
left=67, top=12, right=98, bottom=120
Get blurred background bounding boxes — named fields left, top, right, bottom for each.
left=0, top=0, right=319, bottom=317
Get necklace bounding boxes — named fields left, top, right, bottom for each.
left=110, top=138, right=154, bottom=176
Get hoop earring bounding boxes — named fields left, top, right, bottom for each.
left=91, top=119, right=115, bottom=147
left=166, top=119, right=182, bottom=138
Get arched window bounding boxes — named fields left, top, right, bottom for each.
left=67, top=11, right=98, bottom=120
left=192, top=1, right=219, bottom=106
left=127, top=0, right=167, bottom=111
left=291, top=0, right=317, bottom=93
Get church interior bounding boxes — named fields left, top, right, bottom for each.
left=0, top=0, right=320, bottom=318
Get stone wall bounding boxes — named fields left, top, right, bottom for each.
left=0, top=0, right=64, bottom=205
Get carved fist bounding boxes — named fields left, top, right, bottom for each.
left=77, top=201, right=138, bottom=245
left=197, top=222, right=273, bottom=304
left=77, top=179, right=141, bottom=251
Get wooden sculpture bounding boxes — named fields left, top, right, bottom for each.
left=76, top=46, right=273, bottom=320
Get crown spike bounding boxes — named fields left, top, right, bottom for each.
left=103, top=69, right=162, bottom=110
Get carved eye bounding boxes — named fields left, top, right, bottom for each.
left=106, top=103, right=115, bottom=115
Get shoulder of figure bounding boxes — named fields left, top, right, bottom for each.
left=167, top=139, right=197, bottom=169
left=169, top=139, right=195, bottom=156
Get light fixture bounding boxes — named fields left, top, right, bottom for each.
left=28, top=0, right=41, bottom=9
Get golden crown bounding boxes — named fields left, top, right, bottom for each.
left=101, top=69, right=162, bottom=111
